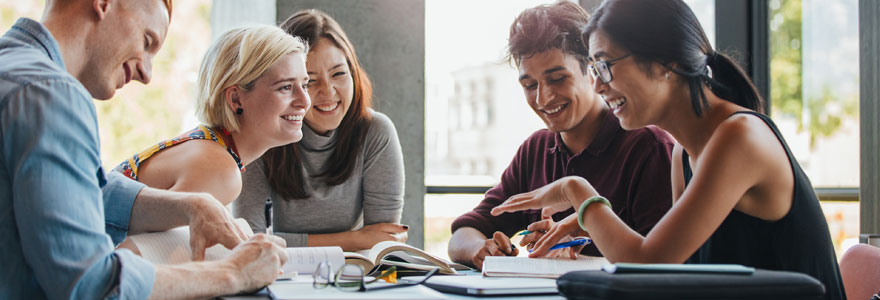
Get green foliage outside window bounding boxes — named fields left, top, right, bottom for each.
left=769, top=0, right=858, bottom=148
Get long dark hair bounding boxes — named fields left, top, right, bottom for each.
left=264, top=9, right=373, bottom=199
left=583, top=0, right=764, bottom=116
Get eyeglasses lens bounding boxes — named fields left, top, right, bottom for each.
left=598, top=62, right=612, bottom=83
left=313, top=261, right=332, bottom=289
left=335, top=264, right=365, bottom=292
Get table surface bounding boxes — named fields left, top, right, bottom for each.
left=219, top=272, right=566, bottom=300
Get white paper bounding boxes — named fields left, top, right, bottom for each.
left=128, top=219, right=344, bottom=276
left=283, top=246, right=345, bottom=275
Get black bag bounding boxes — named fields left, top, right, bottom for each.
left=556, top=269, right=826, bottom=300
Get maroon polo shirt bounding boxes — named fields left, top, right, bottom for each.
left=450, top=111, right=675, bottom=256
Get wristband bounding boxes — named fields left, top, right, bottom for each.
left=577, top=196, right=611, bottom=231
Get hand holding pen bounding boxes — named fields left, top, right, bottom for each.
left=519, top=214, right=558, bottom=251
left=526, top=214, right=590, bottom=258
left=264, top=198, right=273, bottom=235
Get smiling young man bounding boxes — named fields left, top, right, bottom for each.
left=0, top=0, right=288, bottom=299
left=447, top=2, right=676, bottom=269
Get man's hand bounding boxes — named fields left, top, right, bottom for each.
left=224, top=234, right=288, bottom=293
left=470, top=231, right=519, bottom=270
left=352, top=223, right=409, bottom=250
left=186, top=193, right=248, bottom=261
left=528, top=214, right=587, bottom=258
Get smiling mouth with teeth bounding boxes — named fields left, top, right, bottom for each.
left=315, top=102, right=339, bottom=112
left=282, top=115, right=304, bottom=121
left=542, top=103, right=567, bottom=115
left=607, top=98, right=627, bottom=111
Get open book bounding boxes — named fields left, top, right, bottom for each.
left=344, top=241, right=471, bottom=275
left=482, top=255, right=609, bottom=278
left=127, top=221, right=469, bottom=276
left=128, top=219, right=346, bottom=277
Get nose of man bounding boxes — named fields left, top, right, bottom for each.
left=535, top=85, right=553, bottom=108
left=133, top=58, right=153, bottom=84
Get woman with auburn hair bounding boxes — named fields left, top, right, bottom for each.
left=115, top=24, right=310, bottom=215
left=233, top=9, right=406, bottom=251
left=491, top=1, right=844, bottom=299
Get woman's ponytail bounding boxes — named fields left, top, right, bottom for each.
left=704, top=51, right=764, bottom=114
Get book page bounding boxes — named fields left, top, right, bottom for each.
left=283, top=246, right=344, bottom=275
left=365, top=241, right=459, bottom=274
left=129, top=219, right=344, bottom=276
left=482, top=256, right=609, bottom=278
left=129, top=218, right=252, bottom=264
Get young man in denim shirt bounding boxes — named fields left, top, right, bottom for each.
left=0, top=0, right=288, bottom=298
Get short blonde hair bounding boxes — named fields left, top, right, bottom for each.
left=195, top=25, right=307, bottom=131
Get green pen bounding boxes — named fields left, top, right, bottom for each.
left=517, top=230, right=533, bottom=236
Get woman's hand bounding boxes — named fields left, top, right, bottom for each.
left=491, top=176, right=598, bottom=217
left=352, top=223, right=409, bottom=250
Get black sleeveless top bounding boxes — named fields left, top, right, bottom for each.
left=682, top=111, right=845, bottom=300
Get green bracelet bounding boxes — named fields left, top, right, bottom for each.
left=577, top=196, right=611, bottom=231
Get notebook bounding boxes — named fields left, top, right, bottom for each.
left=420, top=275, right=558, bottom=296
left=482, top=255, right=609, bottom=278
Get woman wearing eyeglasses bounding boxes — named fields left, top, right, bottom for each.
left=490, top=1, right=844, bottom=299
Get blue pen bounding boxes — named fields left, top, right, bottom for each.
left=529, top=237, right=591, bottom=253
left=517, top=230, right=533, bottom=236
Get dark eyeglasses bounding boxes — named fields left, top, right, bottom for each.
left=312, top=261, right=439, bottom=292
left=588, top=53, right=632, bottom=83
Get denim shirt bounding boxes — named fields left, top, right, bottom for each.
left=0, top=18, right=154, bottom=299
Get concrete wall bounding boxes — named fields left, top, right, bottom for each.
left=210, top=0, right=277, bottom=41
left=860, top=0, right=880, bottom=238
left=276, top=0, right=426, bottom=248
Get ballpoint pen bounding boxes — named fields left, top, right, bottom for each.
left=265, top=198, right=273, bottom=235
left=528, top=237, right=591, bottom=253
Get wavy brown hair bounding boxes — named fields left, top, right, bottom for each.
left=264, top=9, right=373, bottom=199
left=507, top=1, right=591, bottom=74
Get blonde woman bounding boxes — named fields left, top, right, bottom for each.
left=115, top=25, right=310, bottom=255
left=234, top=10, right=406, bottom=251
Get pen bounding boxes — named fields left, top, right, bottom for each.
left=528, top=237, right=591, bottom=253
left=264, top=198, right=273, bottom=235
left=517, top=230, right=533, bottom=236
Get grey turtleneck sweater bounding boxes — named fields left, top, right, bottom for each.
left=233, top=110, right=404, bottom=247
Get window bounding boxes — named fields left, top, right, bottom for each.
left=425, top=0, right=558, bottom=259
left=768, top=0, right=860, bottom=254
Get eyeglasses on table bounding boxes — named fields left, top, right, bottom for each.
left=312, top=261, right=439, bottom=292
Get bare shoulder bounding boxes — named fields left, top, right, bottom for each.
left=708, top=113, right=781, bottom=157
left=140, top=140, right=242, bottom=203
left=703, top=112, right=794, bottom=219
left=695, top=112, right=785, bottom=187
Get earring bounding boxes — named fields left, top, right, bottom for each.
left=235, top=108, right=243, bottom=115
left=665, top=72, right=670, bottom=80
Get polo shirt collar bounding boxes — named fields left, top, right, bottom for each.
left=548, top=110, right=621, bottom=157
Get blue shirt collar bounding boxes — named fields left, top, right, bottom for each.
left=8, top=18, right=66, bottom=70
